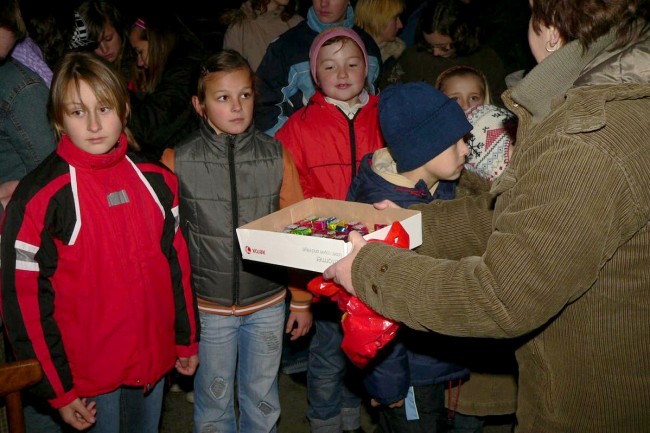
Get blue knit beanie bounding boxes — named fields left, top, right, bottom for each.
left=379, top=82, right=472, bottom=173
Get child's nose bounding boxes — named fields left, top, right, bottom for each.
left=87, top=113, right=101, bottom=132
left=459, top=140, right=469, bottom=156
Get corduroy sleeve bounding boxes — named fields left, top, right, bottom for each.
left=349, top=137, right=627, bottom=339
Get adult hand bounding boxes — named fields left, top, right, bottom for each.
left=323, top=231, right=367, bottom=296
left=175, top=354, right=199, bottom=376
left=285, top=310, right=313, bottom=341
left=58, top=397, right=96, bottom=430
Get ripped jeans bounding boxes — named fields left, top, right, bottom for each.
left=193, top=302, right=285, bottom=433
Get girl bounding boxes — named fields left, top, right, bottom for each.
left=164, top=50, right=312, bottom=433
left=1, top=51, right=199, bottom=433
left=275, top=27, right=384, bottom=433
left=77, top=0, right=134, bottom=83
left=435, top=64, right=490, bottom=112
left=127, top=12, right=205, bottom=158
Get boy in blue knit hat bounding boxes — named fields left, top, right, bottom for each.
left=348, top=81, right=472, bottom=206
left=347, top=81, right=474, bottom=432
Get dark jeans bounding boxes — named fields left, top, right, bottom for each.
left=378, top=384, right=446, bottom=433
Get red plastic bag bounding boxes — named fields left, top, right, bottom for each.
left=307, top=222, right=409, bottom=368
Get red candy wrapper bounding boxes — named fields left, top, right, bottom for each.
left=307, top=222, right=409, bottom=368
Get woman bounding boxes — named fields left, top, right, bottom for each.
left=398, top=0, right=507, bottom=104
left=324, top=0, right=650, bottom=431
left=354, top=0, right=405, bottom=88
left=222, top=0, right=303, bottom=72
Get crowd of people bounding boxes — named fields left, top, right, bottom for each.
left=1, top=0, right=648, bottom=433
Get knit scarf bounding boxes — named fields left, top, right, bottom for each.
left=307, top=5, right=354, bottom=33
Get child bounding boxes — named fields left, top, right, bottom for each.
left=127, top=11, right=205, bottom=158
left=163, top=49, right=312, bottom=433
left=465, top=103, right=517, bottom=181
left=0, top=51, right=199, bottom=432
left=274, top=26, right=384, bottom=433
left=346, top=82, right=476, bottom=432
left=435, top=65, right=491, bottom=112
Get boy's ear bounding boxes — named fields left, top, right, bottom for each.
left=191, top=95, right=204, bottom=117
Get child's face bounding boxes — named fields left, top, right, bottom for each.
left=193, top=68, right=254, bottom=135
left=315, top=40, right=366, bottom=105
left=129, top=27, right=148, bottom=68
left=312, top=0, right=349, bottom=24
left=95, top=23, right=122, bottom=63
left=422, top=138, right=469, bottom=181
left=440, top=74, right=485, bottom=112
left=61, top=79, right=124, bottom=155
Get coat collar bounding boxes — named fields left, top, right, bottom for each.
left=510, top=29, right=617, bottom=123
left=57, top=132, right=127, bottom=170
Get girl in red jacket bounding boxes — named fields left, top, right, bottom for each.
left=275, top=26, right=384, bottom=433
left=0, top=52, right=199, bottom=432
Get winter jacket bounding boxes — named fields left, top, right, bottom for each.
left=275, top=91, right=384, bottom=201
left=348, top=149, right=467, bottom=404
left=0, top=133, right=198, bottom=409
left=172, top=121, right=310, bottom=315
left=128, top=38, right=204, bottom=159
left=254, top=6, right=381, bottom=135
left=349, top=28, right=650, bottom=432
left=223, top=0, right=303, bottom=71
left=0, top=58, right=56, bottom=183
left=398, top=45, right=507, bottom=106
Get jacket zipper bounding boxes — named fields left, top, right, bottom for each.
left=340, top=107, right=361, bottom=179
left=227, top=136, right=240, bottom=305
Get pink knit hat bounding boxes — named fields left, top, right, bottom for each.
left=309, top=27, right=369, bottom=85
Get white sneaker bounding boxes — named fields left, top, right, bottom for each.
left=185, top=391, right=194, bottom=404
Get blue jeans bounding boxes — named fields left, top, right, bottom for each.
left=307, top=302, right=362, bottom=432
left=193, top=302, right=285, bottom=433
left=88, top=380, right=164, bottom=433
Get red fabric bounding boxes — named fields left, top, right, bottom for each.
left=2, top=134, right=198, bottom=407
left=307, top=222, right=409, bottom=367
left=275, top=91, right=384, bottom=200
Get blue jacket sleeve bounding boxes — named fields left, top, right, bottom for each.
left=0, top=71, right=56, bottom=182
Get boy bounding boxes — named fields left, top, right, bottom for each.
left=347, top=82, right=481, bottom=432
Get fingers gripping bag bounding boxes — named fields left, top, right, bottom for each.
left=307, top=222, right=409, bottom=368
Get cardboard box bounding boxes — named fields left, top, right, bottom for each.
left=236, top=198, right=422, bottom=273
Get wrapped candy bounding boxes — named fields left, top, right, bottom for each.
left=307, top=222, right=409, bottom=368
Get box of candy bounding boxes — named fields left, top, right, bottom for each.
left=236, top=198, right=422, bottom=272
